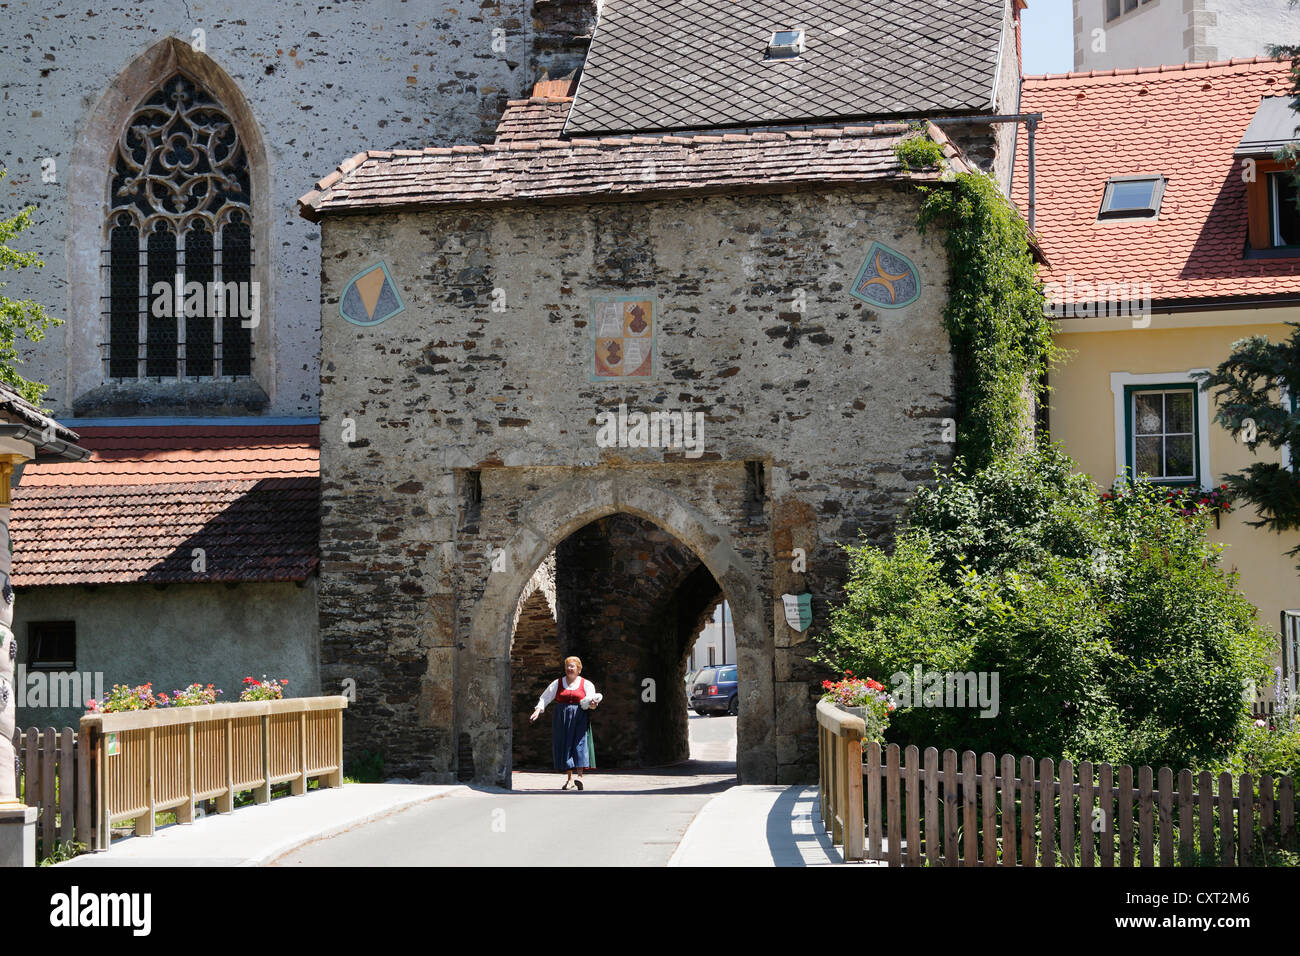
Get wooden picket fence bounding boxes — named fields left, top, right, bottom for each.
left=816, top=701, right=1300, bottom=866
left=12, top=727, right=93, bottom=858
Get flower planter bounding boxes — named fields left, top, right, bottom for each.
left=836, top=704, right=869, bottom=721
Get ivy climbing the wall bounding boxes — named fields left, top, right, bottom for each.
left=915, top=169, right=1058, bottom=470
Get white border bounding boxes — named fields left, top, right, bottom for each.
left=1110, top=369, right=1211, bottom=490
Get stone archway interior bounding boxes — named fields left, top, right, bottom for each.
left=509, top=512, right=724, bottom=770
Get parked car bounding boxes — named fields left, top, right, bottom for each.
left=690, top=665, right=738, bottom=716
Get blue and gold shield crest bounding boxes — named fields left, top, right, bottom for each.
left=340, top=261, right=405, bottom=327
left=849, top=242, right=921, bottom=309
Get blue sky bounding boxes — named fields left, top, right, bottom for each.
left=1022, top=0, right=1076, bottom=75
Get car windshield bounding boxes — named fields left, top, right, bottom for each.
left=694, top=669, right=716, bottom=684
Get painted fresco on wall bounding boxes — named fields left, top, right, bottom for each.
left=849, top=241, right=920, bottom=309
left=591, top=295, right=655, bottom=380
left=340, top=261, right=405, bottom=326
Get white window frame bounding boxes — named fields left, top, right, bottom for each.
left=1110, top=370, right=1212, bottom=490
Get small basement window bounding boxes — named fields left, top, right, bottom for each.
left=28, top=621, right=76, bottom=671
left=1098, top=175, right=1165, bottom=220
left=767, top=29, right=804, bottom=59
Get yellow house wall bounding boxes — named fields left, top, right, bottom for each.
left=1049, top=311, right=1300, bottom=677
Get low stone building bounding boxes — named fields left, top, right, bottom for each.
left=301, top=0, right=1030, bottom=785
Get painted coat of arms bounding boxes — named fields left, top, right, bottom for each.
left=339, top=261, right=405, bottom=326
left=591, top=295, right=655, bottom=380
left=782, top=593, right=812, bottom=632
left=849, top=241, right=921, bottom=309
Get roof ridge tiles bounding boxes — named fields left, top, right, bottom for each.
left=1023, top=55, right=1288, bottom=83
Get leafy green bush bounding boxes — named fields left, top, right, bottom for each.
left=345, top=749, right=385, bottom=783
left=893, top=132, right=946, bottom=171
left=817, top=445, right=1275, bottom=770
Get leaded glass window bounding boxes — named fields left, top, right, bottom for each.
left=104, top=73, right=253, bottom=380
left=1126, top=385, right=1198, bottom=483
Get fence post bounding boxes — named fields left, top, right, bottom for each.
left=41, top=727, right=56, bottom=854
left=1019, top=755, right=1036, bottom=867
left=1217, top=772, right=1233, bottom=867
left=59, top=729, right=74, bottom=842
left=905, top=746, right=921, bottom=867
left=1157, top=767, right=1173, bottom=867
left=846, top=736, right=864, bottom=862
left=944, top=749, right=959, bottom=867
left=256, top=715, right=271, bottom=804
left=76, top=728, right=91, bottom=848
left=999, top=753, right=1016, bottom=867
left=96, top=729, right=109, bottom=852
left=138, top=729, right=155, bottom=836
left=865, top=741, right=880, bottom=861
left=178, top=723, right=195, bottom=825
left=331, top=709, right=344, bottom=787
left=961, top=751, right=977, bottom=867
left=887, top=744, right=901, bottom=867
left=219, top=718, right=234, bottom=813
left=293, top=711, right=307, bottom=796
left=1238, top=773, right=1254, bottom=867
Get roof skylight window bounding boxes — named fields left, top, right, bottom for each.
left=1098, top=174, right=1165, bottom=220
left=767, top=29, right=804, bottom=59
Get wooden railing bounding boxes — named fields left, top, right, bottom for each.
left=816, top=736, right=1300, bottom=866
left=80, top=696, right=347, bottom=851
left=815, top=700, right=865, bottom=861
left=12, top=727, right=92, bottom=857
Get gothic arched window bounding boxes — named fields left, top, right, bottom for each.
left=105, top=74, right=253, bottom=380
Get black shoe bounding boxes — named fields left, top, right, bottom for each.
left=562, top=780, right=573, bottom=790
left=575, top=778, right=584, bottom=791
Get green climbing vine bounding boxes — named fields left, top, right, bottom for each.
left=916, top=170, right=1058, bottom=471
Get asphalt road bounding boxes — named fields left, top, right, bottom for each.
left=270, top=714, right=738, bottom=866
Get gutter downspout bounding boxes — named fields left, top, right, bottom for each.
left=931, top=112, right=1044, bottom=231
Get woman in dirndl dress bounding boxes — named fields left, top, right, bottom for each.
left=530, top=655, right=602, bottom=790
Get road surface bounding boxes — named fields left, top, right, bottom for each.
left=270, top=714, right=738, bottom=866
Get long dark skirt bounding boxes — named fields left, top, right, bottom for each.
left=552, top=702, right=595, bottom=771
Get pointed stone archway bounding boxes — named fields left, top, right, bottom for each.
left=459, top=470, right=772, bottom=788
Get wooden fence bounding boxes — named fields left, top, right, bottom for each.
left=816, top=700, right=865, bottom=860
left=12, top=727, right=92, bottom=857
left=816, top=701, right=1300, bottom=866
left=80, top=696, right=347, bottom=851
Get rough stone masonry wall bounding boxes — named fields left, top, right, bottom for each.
left=318, top=183, right=956, bottom=785
left=0, top=0, right=595, bottom=417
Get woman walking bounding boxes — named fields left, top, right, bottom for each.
left=530, top=656, right=602, bottom=789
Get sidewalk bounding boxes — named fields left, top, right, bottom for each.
left=59, top=784, right=462, bottom=867
left=669, top=784, right=882, bottom=866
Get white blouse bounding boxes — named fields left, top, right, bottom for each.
left=534, top=676, right=601, bottom=712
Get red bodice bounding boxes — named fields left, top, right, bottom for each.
left=555, top=678, right=586, bottom=704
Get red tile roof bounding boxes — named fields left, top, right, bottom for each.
left=10, top=425, right=319, bottom=586
left=298, top=100, right=978, bottom=220
left=1012, top=57, right=1300, bottom=306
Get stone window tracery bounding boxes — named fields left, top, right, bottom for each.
left=104, top=73, right=253, bottom=381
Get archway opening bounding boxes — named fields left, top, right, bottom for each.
left=508, top=511, right=736, bottom=775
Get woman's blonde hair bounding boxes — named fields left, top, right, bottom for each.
left=564, top=655, right=583, bottom=673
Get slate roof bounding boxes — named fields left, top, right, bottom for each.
left=11, top=424, right=319, bottom=586
left=1012, top=58, right=1300, bottom=307
left=299, top=99, right=976, bottom=220
left=563, top=0, right=1009, bottom=135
